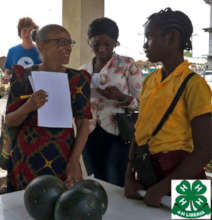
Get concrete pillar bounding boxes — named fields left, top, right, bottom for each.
left=62, top=0, right=104, bottom=69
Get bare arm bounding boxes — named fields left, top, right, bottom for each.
left=96, top=86, right=133, bottom=104
left=144, top=113, right=212, bottom=206
left=70, top=118, right=89, bottom=161
left=125, top=139, right=144, bottom=199
left=6, top=100, right=33, bottom=127
left=6, top=90, right=48, bottom=127
left=65, top=118, right=89, bottom=187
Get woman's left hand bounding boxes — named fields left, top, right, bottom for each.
left=96, top=86, right=125, bottom=101
left=65, top=159, right=82, bottom=188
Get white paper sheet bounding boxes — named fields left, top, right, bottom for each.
left=31, top=71, right=73, bottom=128
left=137, top=190, right=171, bottom=208
left=91, top=73, right=100, bottom=88
left=28, top=75, right=35, bottom=92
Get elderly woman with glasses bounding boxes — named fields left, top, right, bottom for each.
left=5, top=24, right=91, bottom=192
left=80, top=17, right=143, bottom=187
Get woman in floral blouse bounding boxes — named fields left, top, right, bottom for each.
left=81, top=17, right=143, bottom=186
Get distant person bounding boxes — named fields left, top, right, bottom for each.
left=81, top=17, right=143, bottom=187
left=3, top=17, right=41, bottom=83
left=5, top=24, right=91, bottom=192
left=125, top=8, right=212, bottom=207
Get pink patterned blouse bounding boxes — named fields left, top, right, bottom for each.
left=80, top=53, right=143, bottom=135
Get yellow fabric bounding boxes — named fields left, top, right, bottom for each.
left=135, top=60, right=212, bottom=154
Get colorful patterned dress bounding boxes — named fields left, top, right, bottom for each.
left=6, top=65, right=91, bottom=192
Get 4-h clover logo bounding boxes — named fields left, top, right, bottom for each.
left=172, top=180, right=211, bottom=219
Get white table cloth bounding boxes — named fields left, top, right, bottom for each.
left=0, top=178, right=170, bottom=220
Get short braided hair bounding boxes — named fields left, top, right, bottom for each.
left=146, top=8, right=193, bottom=51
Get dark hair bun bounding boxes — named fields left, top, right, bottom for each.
left=88, top=17, right=119, bottom=41
left=31, top=29, right=38, bottom=42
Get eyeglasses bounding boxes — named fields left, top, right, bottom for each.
left=44, top=38, right=76, bottom=47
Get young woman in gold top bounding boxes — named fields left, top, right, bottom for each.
left=125, top=8, right=212, bottom=207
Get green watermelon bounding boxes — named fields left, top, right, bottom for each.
left=54, top=187, right=102, bottom=220
left=24, top=175, right=67, bottom=220
left=72, top=179, right=108, bottom=215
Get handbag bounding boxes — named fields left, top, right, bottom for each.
left=131, top=72, right=195, bottom=189
left=131, top=143, right=157, bottom=188
left=114, top=109, right=138, bottom=144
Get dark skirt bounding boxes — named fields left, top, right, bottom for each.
left=83, top=124, right=130, bottom=187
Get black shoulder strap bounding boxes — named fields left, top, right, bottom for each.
left=151, top=72, right=195, bottom=137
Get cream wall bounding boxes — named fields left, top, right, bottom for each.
left=62, top=0, right=104, bottom=69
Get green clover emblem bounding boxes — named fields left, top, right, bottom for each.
left=172, top=180, right=211, bottom=218
left=175, top=180, right=207, bottom=211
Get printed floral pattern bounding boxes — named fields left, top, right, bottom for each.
left=81, top=54, right=143, bottom=135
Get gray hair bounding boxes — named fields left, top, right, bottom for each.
left=31, top=24, right=69, bottom=42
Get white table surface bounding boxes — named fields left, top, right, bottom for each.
left=0, top=178, right=170, bottom=220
